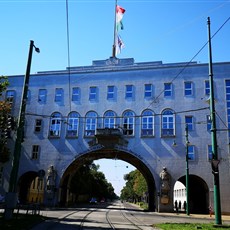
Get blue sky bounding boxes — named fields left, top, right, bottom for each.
left=1, top=0, right=230, bottom=195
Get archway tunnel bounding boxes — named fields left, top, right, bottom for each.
left=178, top=175, right=209, bottom=214
left=59, top=148, right=157, bottom=211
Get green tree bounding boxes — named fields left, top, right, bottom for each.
left=69, top=161, right=116, bottom=203
left=120, top=169, right=147, bottom=203
left=0, top=76, right=10, bottom=163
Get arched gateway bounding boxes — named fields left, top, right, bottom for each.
left=59, top=128, right=157, bottom=211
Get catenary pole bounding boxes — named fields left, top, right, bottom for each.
left=207, top=17, right=222, bottom=225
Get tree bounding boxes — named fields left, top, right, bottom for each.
left=0, top=76, right=11, bottom=163
left=69, top=161, right=117, bottom=203
left=120, top=169, right=147, bottom=203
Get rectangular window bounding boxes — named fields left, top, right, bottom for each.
left=144, top=84, right=152, bottom=98
left=208, top=145, right=212, bottom=161
left=38, top=89, right=47, bottom=103
left=89, top=86, right=97, bottom=101
left=72, top=87, right=80, bottom=102
left=205, top=80, right=210, bottom=96
left=225, top=80, right=230, bottom=139
left=123, top=117, right=134, bottom=136
left=55, top=88, right=63, bottom=102
left=31, top=145, right=40, bottom=160
left=164, top=83, right=172, bottom=97
left=142, top=116, right=154, bottom=136
left=184, top=81, right=193, bottom=96
left=6, top=90, right=15, bottom=105
left=107, top=86, right=115, bottom=100
left=188, top=145, right=195, bottom=160
left=126, top=85, right=133, bottom=99
left=185, top=116, right=193, bottom=131
left=34, top=119, right=42, bottom=132
left=207, top=115, right=211, bottom=131
left=66, top=117, right=79, bottom=137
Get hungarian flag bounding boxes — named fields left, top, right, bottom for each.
left=116, top=5, right=125, bottom=31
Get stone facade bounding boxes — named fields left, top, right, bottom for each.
left=1, top=57, right=230, bottom=213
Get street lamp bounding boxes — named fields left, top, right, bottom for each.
left=185, top=124, right=190, bottom=216
left=4, top=40, right=40, bottom=220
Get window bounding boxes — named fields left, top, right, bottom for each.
left=161, top=109, right=175, bottom=136
left=72, top=87, right=80, bottom=102
left=185, top=116, right=193, bottom=131
left=188, top=145, right=195, bottom=160
left=55, top=88, right=63, bottom=102
left=34, top=119, right=42, bottom=132
left=205, top=80, right=210, bottom=96
left=6, top=90, right=15, bottom=105
left=207, top=115, right=211, bottom=131
left=123, top=110, right=135, bottom=136
left=225, top=80, right=230, bottom=139
left=208, top=145, right=212, bottom=161
left=85, top=111, right=97, bottom=136
left=184, top=82, right=193, bottom=96
left=27, top=90, right=31, bottom=103
left=31, top=145, right=40, bottom=160
left=164, top=83, right=172, bottom=97
left=141, top=110, right=154, bottom=136
left=49, top=112, right=61, bottom=137
left=66, top=112, right=79, bottom=137
left=89, top=87, right=97, bottom=101
left=38, top=89, right=47, bottom=103
left=125, top=85, right=133, bottom=99
left=144, top=84, right=153, bottom=98
left=104, top=111, right=116, bottom=128
left=107, top=86, right=115, bottom=100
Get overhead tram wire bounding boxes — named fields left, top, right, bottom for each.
left=25, top=106, right=209, bottom=120
left=147, top=15, right=230, bottom=110
left=66, top=0, right=72, bottom=112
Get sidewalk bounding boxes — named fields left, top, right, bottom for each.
left=155, top=212, right=230, bottom=222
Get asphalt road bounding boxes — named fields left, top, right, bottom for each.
left=2, top=201, right=230, bottom=230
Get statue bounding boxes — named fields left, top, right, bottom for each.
left=159, top=167, right=171, bottom=204
left=46, top=165, right=56, bottom=191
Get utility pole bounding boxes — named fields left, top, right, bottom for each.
left=4, top=40, right=39, bottom=220
left=185, top=124, right=190, bottom=215
left=207, top=17, right=222, bottom=225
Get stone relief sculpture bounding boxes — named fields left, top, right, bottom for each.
left=46, top=165, right=56, bottom=192
left=159, top=167, right=171, bottom=204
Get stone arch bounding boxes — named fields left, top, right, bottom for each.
left=177, top=174, right=209, bottom=214
left=18, top=171, right=39, bottom=204
left=59, top=147, right=157, bottom=211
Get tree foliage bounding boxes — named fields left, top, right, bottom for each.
left=0, top=76, right=11, bottom=163
left=69, top=160, right=117, bottom=203
left=120, top=169, right=147, bottom=202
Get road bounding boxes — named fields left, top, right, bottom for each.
left=27, top=200, right=229, bottom=229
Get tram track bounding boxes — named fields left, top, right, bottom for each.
left=31, top=202, right=155, bottom=230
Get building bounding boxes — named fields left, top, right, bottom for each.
left=1, top=57, right=230, bottom=213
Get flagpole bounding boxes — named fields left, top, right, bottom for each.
left=112, top=0, right=118, bottom=57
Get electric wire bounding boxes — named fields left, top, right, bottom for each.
left=147, top=15, right=230, bottom=109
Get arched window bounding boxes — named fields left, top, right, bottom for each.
left=123, top=110, right=135, bottom=136
left=49, top=112, right=62, bottom=137
left=66, top=112, right=79, bottom=137
left=85, top=111, right=97, bottom=136
left=104, top=110, right=116, bottom=128
left=161, top=109, right=175, bottom=137
left=141, top=110, right=154, bottom=136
